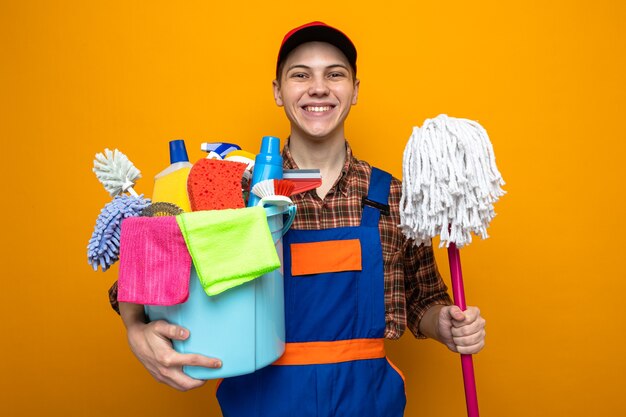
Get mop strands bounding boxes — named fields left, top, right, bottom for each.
left=88, top=148, right=150, bottom=271
left=400, top=114, right=505, bottom=248
left=399, top=114, right=505, bottom=417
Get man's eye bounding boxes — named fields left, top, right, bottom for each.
left=329, top=72, right=346, bottom=78
left=291, top=73, right=307, bottom=78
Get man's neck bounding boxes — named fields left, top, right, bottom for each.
left=288, top=131, right=347, bottom=199
left=288, top=133, right=346, bottom=172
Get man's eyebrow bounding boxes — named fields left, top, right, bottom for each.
left=286, top=64, right=350, bottom=72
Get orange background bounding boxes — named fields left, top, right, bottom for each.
left=1, top=1, right=625, bottom=416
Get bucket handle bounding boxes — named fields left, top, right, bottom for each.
left=262, top=203, right=297, bottom=237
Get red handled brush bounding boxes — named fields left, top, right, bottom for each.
left=251, top=179, right=295, bottom=206
left=283, top=169, right=322, bottom=195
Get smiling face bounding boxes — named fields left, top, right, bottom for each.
left=273, top=41, right=359, bottom=143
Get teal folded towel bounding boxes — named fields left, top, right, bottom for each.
left=176, top=206, right=280, bottom=296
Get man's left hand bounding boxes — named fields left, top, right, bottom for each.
left=437, top=305, right=486, bottom=354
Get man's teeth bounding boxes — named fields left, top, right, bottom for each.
left=305, top=106, right=332, bottom=112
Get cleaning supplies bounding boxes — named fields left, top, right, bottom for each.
left=225, top=150, right=256, bottom=204
left=400, top=114, right=505, bottom=417
left=247, top=136, right=283, bottom=207
left=87, top=195, right=151, bottom=271
left=251, top=179, right=295, bottom=207
left=88, top=148, right=150, bottom=271
left=283, top=169, right=322, bottom=195
left=145, top=203, right=296, bottom=379
left=175, top=206, right=281, bottom=296
left=200, top=142, right=241, bottom=159
left=141, top=202, right=183, bottom=217
left=152, top=139, right=193, bottom=212
left=117, top=215, right=192, bottom=305
left=141, top=136, right=294, bottom=379
left=93, top=148, right=142, bottom=197
left=187, top=158, right=248, bottom=211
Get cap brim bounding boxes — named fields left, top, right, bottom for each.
left=277, top=25, right=357, bottom=75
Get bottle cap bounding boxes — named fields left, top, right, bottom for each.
left=260, top=136, right=281, bottom=155
left=169, top=139, right=189, bottom=163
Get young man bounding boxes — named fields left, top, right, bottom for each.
left=116, top=21, right=486, bottom=416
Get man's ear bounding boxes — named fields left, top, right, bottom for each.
left=352, top=79, right=360, bottom=105
left=273, top=79, right=284, bottom=107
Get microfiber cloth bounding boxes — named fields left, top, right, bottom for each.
left=118, top=216, right=191, bottom=305
left=175, top=206, right=280, bottom=296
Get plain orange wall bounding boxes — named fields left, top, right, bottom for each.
left=2, top=1, right=625, bottom=416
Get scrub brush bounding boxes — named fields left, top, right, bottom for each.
left=141, top=202, right=184, bottom=217
left=93, top=148, right=142, bottom=197
left=251, top=179, right=295, bottom=206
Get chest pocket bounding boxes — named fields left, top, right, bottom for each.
left=290, top=239, right=362, bottom=276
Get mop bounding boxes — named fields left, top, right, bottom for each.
left=399, top=114, right=505, bottom=417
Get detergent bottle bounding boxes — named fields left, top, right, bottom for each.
left=247, top=136, right=283, bottom=207
left=152, top=139, right=193, bottom=212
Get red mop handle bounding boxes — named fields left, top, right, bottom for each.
left=447, top=243, right=480, bottom=417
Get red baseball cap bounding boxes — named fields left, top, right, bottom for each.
left=276, top=21, right=357, bottom=79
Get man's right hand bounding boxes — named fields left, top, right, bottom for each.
left=120, top=303, right=222, bottom=391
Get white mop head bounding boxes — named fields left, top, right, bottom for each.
left=93, top=148, right=141, bottom=197
left=399, top=114, right=505, bottom=248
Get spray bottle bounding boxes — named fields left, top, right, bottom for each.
left=152, top=139, right=193, bottom=212
left=247, top=136, right=283, bottom=207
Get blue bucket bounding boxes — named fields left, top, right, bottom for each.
left=145, top=204, right=296, bottom=379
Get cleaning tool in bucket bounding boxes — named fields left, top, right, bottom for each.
left=247, top=136, right=283, bottom=207
left=88, top=149, right=150, bottom=271
left=187, top=158, right=248, bottom=211
left=152, top=139, right=193, bottom=212
left=93, top=148, right=143, bottom=198
left=251, top=179, right=295, bottom=206
left=141, top=201, right=183, bottom=217
left=399, top=114, right=505, bottom=417
left=117, top=215, right=192, bottom=305
left=175, top=206, right=281, bottom=296
left=200, top=142, right=242, bottom=159
left=283, top=168, right=322, bottom=195
left=225, top=149, right=256, bottom=203
left=251, top=179, right=297, bottom=234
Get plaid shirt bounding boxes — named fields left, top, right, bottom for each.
left=283, top=141, right=451, bottom=340
left=109, top=141, right=451, bottom=339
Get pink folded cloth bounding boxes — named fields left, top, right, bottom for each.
left=118, top=216, right=191, bottom=305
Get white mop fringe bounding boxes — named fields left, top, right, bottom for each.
left=399, top=114, right=505, bottom=248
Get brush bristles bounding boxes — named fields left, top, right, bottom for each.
left=93, top=148, right=141, bottom=197
left=252, top=179, right=295, bottom=199
left=274, top=179, right=295, bottom=197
